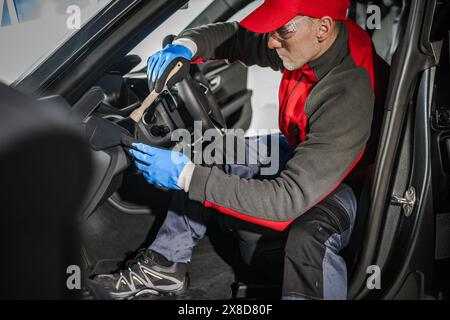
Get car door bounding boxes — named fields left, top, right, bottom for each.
left=347, top=0, right=449, bottom=299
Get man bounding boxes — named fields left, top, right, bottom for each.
left=95, top=0, right=379, bottom=300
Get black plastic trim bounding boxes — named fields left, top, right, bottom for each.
left=381, top=68, right=435, bottom=299
left=348, top=0, right=437, bottom=299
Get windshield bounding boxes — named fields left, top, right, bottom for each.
left=0, top=0, right=112, bottom=85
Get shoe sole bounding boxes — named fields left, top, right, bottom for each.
left=111, top=274, right=189, bottom=300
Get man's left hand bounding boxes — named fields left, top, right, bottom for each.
left=129, top=143, right=191, bottom=190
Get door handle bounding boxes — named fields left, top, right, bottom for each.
left=209, top=75, right=221, bottom=92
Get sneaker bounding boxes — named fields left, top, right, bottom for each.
left=93, top=249, right=188, bottom=300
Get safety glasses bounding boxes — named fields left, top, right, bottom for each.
left=269, top=20, right=298, bottom=42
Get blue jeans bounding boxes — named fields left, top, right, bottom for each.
left=149, top=135, right=357, bottom=299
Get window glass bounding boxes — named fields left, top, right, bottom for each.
left=0, top=0, right=112, bottom=84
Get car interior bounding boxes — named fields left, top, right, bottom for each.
left=5, top=0, right=449, bottom=299
left=66, top=0, right=410, bottom=300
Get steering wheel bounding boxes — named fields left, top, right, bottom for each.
left=176, top=67, right=227, bottom=131
left=134, top=63, right=227, bottom=148
left=163, top=34, right=227, bottom=132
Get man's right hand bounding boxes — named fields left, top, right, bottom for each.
left=147, top=44, right=193, bottom=93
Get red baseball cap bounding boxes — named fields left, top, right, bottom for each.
left=240, top=0, right=350, bottom=33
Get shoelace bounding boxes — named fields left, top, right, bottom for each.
left=125, top=249, right=151, bottom=270
left=115, top=249, right=152, bottom=277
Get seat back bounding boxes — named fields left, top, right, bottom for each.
left=0, top=84, right=92, bottom=299
left=341, top=51, right=390, bottom=274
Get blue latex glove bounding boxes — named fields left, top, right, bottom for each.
left=147, top=44, right=193, bottom=93
left=129, top=143, right=191, bottom=190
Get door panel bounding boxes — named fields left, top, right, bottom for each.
left=431, top=31, right=450, bottom=215
left=431, top=28, right=450, bottom=271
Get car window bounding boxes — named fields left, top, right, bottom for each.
left=351, top=0, right=407, bottom=65
left=129, top=0, right=214, bottom=72
left=0, top=0, right=112, bottom=84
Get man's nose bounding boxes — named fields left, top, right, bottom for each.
left=268, top=36, right=283, bottom=49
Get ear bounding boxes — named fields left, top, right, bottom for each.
left=317, top=16, right=333, bottom=42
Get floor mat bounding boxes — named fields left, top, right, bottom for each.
left=133, top=219, right=282, bottom=300
left=133, top=236, right=236, bottom=300
left=177, top=236, right=235, bottom=300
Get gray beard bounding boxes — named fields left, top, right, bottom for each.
left=281, top=59, right=303, bottom=71
left=277, top=52, right=304, bottom=71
